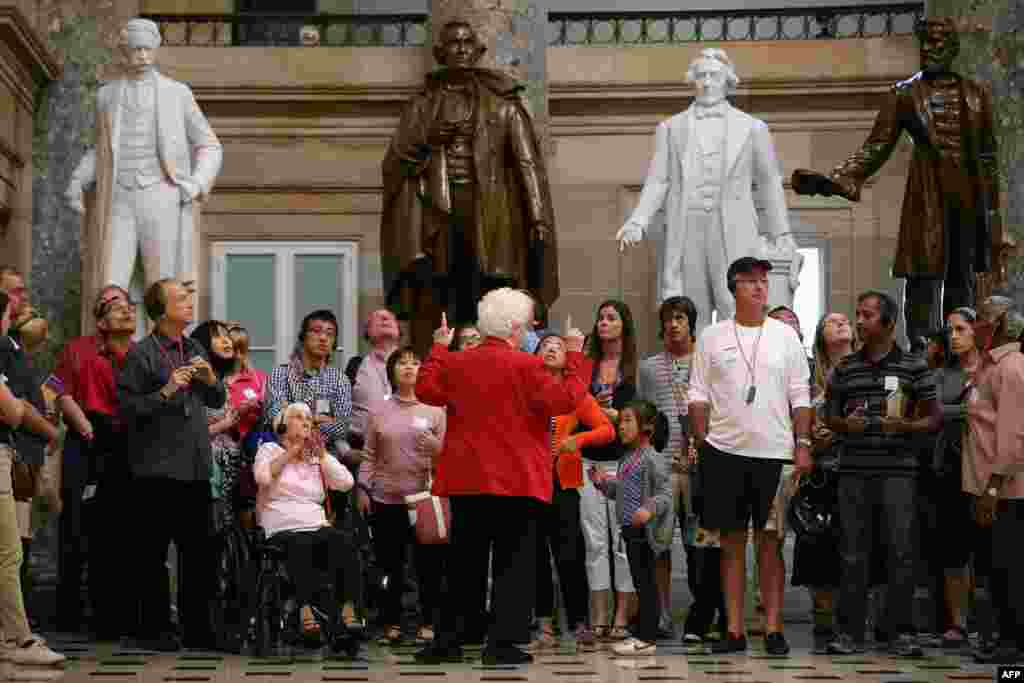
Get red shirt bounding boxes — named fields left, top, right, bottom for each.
left=47, top=335, right=130, bottom=418
left=228, top=367, right=269, bottom=439
left=415, top=337, right=588, bottom=503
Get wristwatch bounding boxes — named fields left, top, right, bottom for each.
left=795, top=437, right=813, bottom=449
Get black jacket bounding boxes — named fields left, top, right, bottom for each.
left=117, top=332, right=226, bottom=481
left=0, top=336, right=47, bottom=465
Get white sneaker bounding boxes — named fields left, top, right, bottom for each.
left=612, top=637, right=637, bottom=655
left=3, top=640, right=65, bottom=666
left=612, top=637, right=656, bottom=656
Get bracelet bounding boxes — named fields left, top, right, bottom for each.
left=795, top=437, right=812, bottom=448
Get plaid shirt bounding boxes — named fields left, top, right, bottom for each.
left=267, top=362, right=352, bottom=454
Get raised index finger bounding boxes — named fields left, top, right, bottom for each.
left=441, top=312, right=448, bottom=330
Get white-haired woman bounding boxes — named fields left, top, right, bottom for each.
left=413, top=288, right=587, bottom=666
left=254, top=402, right=355, bottom=641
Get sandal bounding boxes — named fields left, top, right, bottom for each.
left=525, top=625, right=557, bottom=651
left=341, top=603, right=365, bottom=633
left=416, top=625, right=435, bottom=643
left=376, top=625, right=402, bottom=645
left=593, top=625, right=610, bottom=641
left=301, top=606, right=321, bottom=636
left=607, top=626, right=630, bottom=641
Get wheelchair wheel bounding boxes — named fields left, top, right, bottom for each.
left=210, top=526, right=249, bottom=653
left=252, top=563, right=289, bottom=657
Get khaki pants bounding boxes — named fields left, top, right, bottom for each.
left=0, top=446, right=30, bottom=642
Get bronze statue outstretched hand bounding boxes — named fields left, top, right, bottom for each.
left=791, top=169, right=856, bottom=201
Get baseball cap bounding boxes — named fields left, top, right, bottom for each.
left=727, top=256, right=773, bottom=288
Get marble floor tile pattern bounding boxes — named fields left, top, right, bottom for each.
left=3, top=626, right=1003, bottom=683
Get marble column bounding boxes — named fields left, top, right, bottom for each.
left=429, top=0, right=549, bottom=147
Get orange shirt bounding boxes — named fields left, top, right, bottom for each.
left=550, top=393, right=615, bottom=489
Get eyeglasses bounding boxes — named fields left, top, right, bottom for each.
left=307, top=325, right=336, bottom=338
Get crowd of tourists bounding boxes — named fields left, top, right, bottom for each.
left=0, top=255, right=1022, bottom=667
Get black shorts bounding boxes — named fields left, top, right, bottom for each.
left=700, top=443, right=783, bottom=534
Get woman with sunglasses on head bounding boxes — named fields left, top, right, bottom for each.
left=578, top=300, right=639, bottom=642
left=791, top=312, right=856, bottom=652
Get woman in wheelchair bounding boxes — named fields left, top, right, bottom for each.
left=255, top=402, right=355, bottom=640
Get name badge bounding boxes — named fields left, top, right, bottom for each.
left=412, top=416, right=430, bottom=430
left=884, top=376, right=899, bottom=392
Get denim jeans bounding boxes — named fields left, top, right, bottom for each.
left=0, top=446, right=31, bottom=642
left=837, top=474, right=917, bottom=641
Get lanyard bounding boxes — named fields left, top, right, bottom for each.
left=156, top=337, right=186, bottom=376
left=732, top=321, right=764, bottom=404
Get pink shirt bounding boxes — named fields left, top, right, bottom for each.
left=254, top=442, right=355, bottom=536
left=361, top=396, right=446, bottom=504
left=350, top=349, right=393, bottom=437
left=227, top=368, right=268, bottom=439
left=965, top=342, right=1024, bottom=499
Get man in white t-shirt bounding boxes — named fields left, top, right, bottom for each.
left=688, top=257, right=812, bottom=655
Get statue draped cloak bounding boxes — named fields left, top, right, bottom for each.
left=380, top=68, right=558, bottom=316
left=829, top=73, right=1001, bottom=280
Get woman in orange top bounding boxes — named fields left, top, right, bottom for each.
left=530, top=333, right=615, bottom=651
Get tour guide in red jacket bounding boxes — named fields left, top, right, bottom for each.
left=414, top=289, right=587, bottom=665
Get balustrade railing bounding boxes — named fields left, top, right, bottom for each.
left=141, top=3, right=923, bottom=48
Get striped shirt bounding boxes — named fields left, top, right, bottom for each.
left=620, top=448, right=647, bottom=527
left=824, top=345, right=935, bottom=475
left=638, top=352, right=691, bottom=458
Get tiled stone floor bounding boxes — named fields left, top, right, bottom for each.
left=3, top=626, right=1003, bottom=683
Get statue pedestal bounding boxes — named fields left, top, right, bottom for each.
left=767, top=257, right=796, bottom=310
left=759, top=236, right=803, bottom=311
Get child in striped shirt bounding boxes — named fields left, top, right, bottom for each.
left=589, top=400, right=673, bottom=656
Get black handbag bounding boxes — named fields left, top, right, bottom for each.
left=788, top=465, right=839, bottom=539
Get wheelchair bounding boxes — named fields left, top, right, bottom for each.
left=244, top=529, right=362, bottom=659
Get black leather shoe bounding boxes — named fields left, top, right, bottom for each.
left=974, top=644, right=1022, bottom=665
left=414, top=644, right=464, bottom=664
left=482, top=645, right=533, bottom=665
left=764, top=632, right=790, bottom=656
left=710, top=634, right=747, bottom=654
left=136, top=632, right=182, bottom=652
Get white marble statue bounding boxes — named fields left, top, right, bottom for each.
left=66, top=18, right=223, bottom=292
left=617, top=48, right=799, bottom=331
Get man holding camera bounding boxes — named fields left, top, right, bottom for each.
left=117, top=278, right=226, bottom=651
left=824, top=290, right=940, bottom=657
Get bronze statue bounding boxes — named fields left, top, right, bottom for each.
left=792, top=17, right=1006, bottom=347
left=380, top=20, right=557, bottom=353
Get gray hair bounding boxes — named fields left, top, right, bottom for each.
left=119, top=18, right=162, bottom=48
left=979, top=295, right=1024, bottom=341
left=273, top=402, right=312, bottom=433
left=685, top=48, right=740, bottom=89
left=477, top=288, right=534, bottom=340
